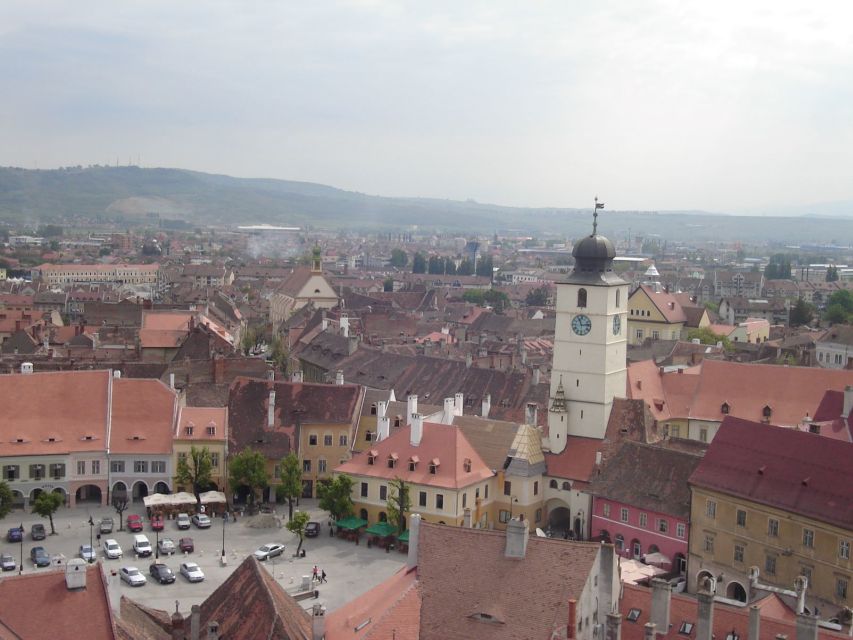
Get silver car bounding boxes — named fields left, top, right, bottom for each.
left=119, top=566, right=147, bottom=587
left=103, top=539, right=123, bottom=559
left=0, top=553, right=16, bottom=571
left=253, top=543, right=285, bottom=561
left=79, top=544, right=97, bottom=563
left=179, top=561, right=205, bottom=583
left=158, top=537, right=176, bottom=555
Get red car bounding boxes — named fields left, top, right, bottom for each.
left=179, top=537, right=194, bottom=553
left=150, top=514, right=164, bottom=531
left=127, top=514, right=144, bottom=532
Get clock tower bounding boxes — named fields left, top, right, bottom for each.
left=548, top=206, right=628, bottom=452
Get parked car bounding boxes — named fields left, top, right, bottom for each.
left=119, top=566, right=147, bottom=587
left=133, top=534, right=153, bottom=557
left=178, top=537, right=194, bottom=553
left=103, top=539, right=123, bottom=559
left=158, top=537, right=176, bottom=555
left=30, top=546, right=50, bottom=567
left=179, top=562, right=205, bottom=583
left=305, top=522, right=321, bottom=538
left=7, top=526, right=23, bottom=543
left=79, top=544, right=97, bottom=563
left=127, top=514, right=144, bottom=532
left=253, top=543, right=285, bottom=561
left=0, top=553, right=16, bottom=571
left=99, top=517, right=114, bottom=534
left=191, top=514, right=211, bottom=529
left=176, top=513, right=191, bottom=530
left=31, top=524, right=46, bottom=541
left=150, top=514, right=164, bottom=531
left=149, top=562, right=176, bottom=584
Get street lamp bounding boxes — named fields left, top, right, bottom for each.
left=155, top=525, right=160, bottom=560
left=221, top=511, right=226, bottom=559
left=88, top=517, right=94, bottom=562
left=18, top=522, right=23, bottom=575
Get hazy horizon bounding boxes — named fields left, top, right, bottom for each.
left=2, top=1, right=852, bottom=215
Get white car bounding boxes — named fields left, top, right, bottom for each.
left=102, top=539, right=123, bottom=559
left=180, top=561, right=205, bottom=583
left=191, top=514, right=211, bottom=529
left=120, top=566, right=147, bottom=587
left=253, top=543, right=285, bottom=561
left=176, top=513, right=191, bottom=530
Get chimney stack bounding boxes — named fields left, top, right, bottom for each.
left=321, top=311, right=328, bottom=331
left=206, top=621, right=220, bottom=640
left=532, top=365, right=540, bottom=385
left=504, top=516, right=529, bottom=558
left=644, top=623, right=657, bottom=640
left=171, top=605, right=185, bottom=640
left=795, top=613, right=818, bottom=640
left=567, top=599, right=577, bottom=639
left=606, top=612, right=622, bottom=640
left=377, top=400, right=388, bottom=419
left=466, top=353, right=473, bottom=368
left=407, top=514, right=421, bottom=570
left=335, top=370, right=344, bottom=385
left=748, top=606, right=761, bottom=640
left=454, top=392, right=464, bottom=417
left=20, top=362, right=33, bottom=375
left=169, top=372, right=175, bottom=389
left=190, top=604, right=201, bottom=640
left=795, top=575, right=808, bottom=614
left=340, top=313, right=349, bottom=338
left=64, top=558, right=87, bottom=590
left=291, top=369, right=303, bottom=383
left=443, top=398, right=455, bottom=424
left=696, top=579, right=715, bottom=640
left=650, top=578, right=671, bottom=635
left=268, top=390, right=276, bottom=428
left=407, top=395, right=418, bottom=420
left=463, top=508, right=472, bottom=528
left=481, top=394, right=491, bottom=418
left=377, top=416, right=390, bottom=441
left=410, top=414, right=423, bottom=447
left=311, top=604, right=326, bottom=640
left=843, top=385, right=853, bottom=419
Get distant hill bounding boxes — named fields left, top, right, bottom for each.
left=1, top=165, right=852, bottom=244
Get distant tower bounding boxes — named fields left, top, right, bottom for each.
left=548, top=199, right=628, bottom=451
left=311, top=245, right=322, bottom=273
left=642, top=263, right=662, bottom=292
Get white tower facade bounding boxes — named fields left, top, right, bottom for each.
left=548, top=230, right=628, bottom=451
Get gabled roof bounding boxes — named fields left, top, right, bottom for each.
left=631, top=285, right=688, bottom=323
left=817, top=324, right=853, bottom=346
left=176, top=406, right=228, bottom=441
left=689, top=416, right=853, bottom=529
left=110, top=378, right=178, bottom=454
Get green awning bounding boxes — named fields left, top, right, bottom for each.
left=365, top=522, right=397, bottom=537
left=397, top=530, right=409, bottom=543
left=335, top=516, right=368, bottom=530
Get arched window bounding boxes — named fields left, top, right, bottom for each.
left=577, top=288, right=587, bottom=308
left=562, top=481, right=571, bottom=491
left=549, top=479, right=558, bottom=489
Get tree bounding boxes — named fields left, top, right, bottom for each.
left=789, top=298, right=815, bottom=327
left=240, top=326, right=256, bottom=355
left=412, top=252, right=427, bottom=274
left=277, top=453, right=302, bottom=520
left=286, top=510, right=311, bottom=555
left=476, top=255, right=494, bottom=278
left=32, top=491, right=63, bottom=535
left=764, top=254, right=792, bottom=280
left=463, top=289, right=486, bottom=305
left=687, top=327, right=732, bottom=351
left=229, top=448, right=270, bottom=511
left=317, top=474, right=355, bottom=522
left=824, top=290, right=853, bottom=324
left=176, top=445, right=214, bottom=503
left=826, top=266, right=839, bottom=282
left=113, top=496, right=129, bottom=531
left=456, top=258, right=474, bottom=275
left=389, top=249, right=408, bottom=268
left=269, top=336, right=289, bottom=374
left=0, top=481, right=13, bottom=520
left=386, top=477, right=411, bottom=535
left=525, top=286, right=550, bottom=307
left=427, top=255, right=444, bottom=274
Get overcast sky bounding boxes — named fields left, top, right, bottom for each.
left=1, top=1, right=852, bottom=213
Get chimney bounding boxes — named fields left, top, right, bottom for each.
left=410, top=414, right=423, bottom=447
left=206, top=621, right=220, bottom=640
left=268, top=390, right=276, bottom=427
left=644, top=623, right=657, bottom=640
left=748, top=606, right=761, bottom=640
left=169, top=372, right=175, bottom=389
left=64, top=558, right=87, bottom=590
left=650, top=578, right=671, bottom=635
left=599, top=543, right=615, bottom=617
left=532, top=365, right=541, bottom=385
left=20, top=362, right=33, bottom=375
left=91, top=331, right=99, bottom=350
left=321, top=311, right=328, bottom=331
left=520, top=348, right=527, bottom=365
left=377, top=400, right=388, bottom=419
left=377, top=416, right=390, bottom=441
left=463, top=507, right=472, bottom=528
left=406, top=513, right=421, bottom=570
left=504, top=516, right=529, bottom=558
left=465, top=353, right=472, bottom=368
left=291, top=369, right=303, bottom=383
left=443, top=398, right=455, bottom=424
left=481, top=394, right=491, bottom=418
left=348, top=334, right=359, bottom=355
left=340, top=313, right=349, bottom=338
left=795, top=613, right=818, bottom=640
left=407, top=395, right=418, bottom=420
left=190, top=604, right=201, bottom=640
left=113, top=370, right=122, bottom=379
left=311, top=604, right=326, bottom=640
left=568, top=599, right=577, bottom=640
left=454, top=392, right=464, bottom=416
left=606, top=612, right=622, bottom=640
left=843, top=385, right=853, bottom=418
left=795, top=575, right=808, bottom=614
left=335, top=370, right=344, bottom=385
left=696, top=581, right=715, bottom=640
left=692, top=338, right=701, bottom=344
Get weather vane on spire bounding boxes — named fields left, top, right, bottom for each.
left=593, top=196, right=605, bottom=235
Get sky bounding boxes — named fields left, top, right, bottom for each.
left=1, top=1, right=852, bottom=213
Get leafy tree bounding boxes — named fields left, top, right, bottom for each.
left=825, top=304, right=850, bottom=325
left=229, top=448, right=270, bottom=510
left=32, top=491, right=63, bottom=535
left=277, top=453, right=303, bottom=520
left=687, top=327, right=732, bottom=351
left=113, top=496, right=129, bottom=531
left=824, top=290, right=853, bottom=324
left=412, top=252, right=427, bottom=274
left=525, top=286, right=550, bottom=306
left=240, top=326, right=256, bottom=355
left=176, top=445, right=213, bottom=503
left=386, top=478, right=411, bottom=535
left=286, top=510, right=311, bottom=555
left=0, top=481, right=14, bottom=520
left=389, top=248, right=408, bottom=268
left=456, top=258, right=474, bottom=275
left=826, top=265, right=839, bottom=282
left=317, top=474, right=355, bottom=522
left=269, top=336, right=288, bottom=374
left=462, top=289, right=485, bottom=305
left=703, top=300, right=720, bottom=314
left=789, top=298, right=815, bottom=327
left=475, top=255, right=493, bottom=278
left=764, top=254, right=792, bottom=280
left=427, top=255, right=444, bottom=274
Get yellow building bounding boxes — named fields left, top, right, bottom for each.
left=688, top=417, right=852, bottom=611
left=627, top=285, right=687, bottom=345
left=173, top=406, right=229, bottom=492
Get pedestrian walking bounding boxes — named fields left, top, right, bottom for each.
left=321, top=569, right=327, bottom=583
left=312, top=565, right=319, bottom=582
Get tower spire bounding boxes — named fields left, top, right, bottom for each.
left=593, top=196, right=605, bottom=235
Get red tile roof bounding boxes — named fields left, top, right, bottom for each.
left=544, top=436, right=604, bottom=483
left=689, top=416, right=853, bottom=530
left=175, top=406, right=228, bottom=441
left=110, top=378, right=177, bottom=454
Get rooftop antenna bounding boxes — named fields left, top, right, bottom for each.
left=593, top=196, right=605, bottom=235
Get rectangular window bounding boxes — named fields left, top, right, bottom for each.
left=734, top=544, right=744, bottom=563
left=837, top=578, right=849, bottom=600
left=765, top=555, right=777, bottom=575
left=652, top=330, right=660, bottom=340
left=462, top=493, right=467, bottom=508
left=419, top=491, right=427, bottom=507
left=841, top=540, right=851, bottom=560
left=77, top=461, right=86, bottom=475
left=503, top=480, right=511, bottom=496
left=360, top=482, right=368, bottom=497
left=704, top=535, right=714, bottom=554
left=324, top=435, right=333, bottom=446
left=318, top=459, right=327, bottom=473
left=676, top=522, right=686, bottom=539
left=658, top=519, right=668, bottom=533
left=603, top=503, right=611, bottom=518
left=499, top=509, right=510, bottom=523
left=671, top=425, right=681, bottom=438
left=309, top=434, right=318, bottom=446
left=134, top=461, right=148, bottom=473
left=768, top=518, right=779, bottom=537
left=302, top=459, right=311, bottom=473
left=379, top=485, right=387, bottom=501
left=484, top=485, right=489, bottom=499
left=111, top=460, right=125, bottom=473
left=210, top=453, right=219, bottom=467
left=800, top=566, right=812, bottom=582
left=436, top=494, right=444, bottom=510
left=699, top=428, right=708, bottom=443
left=706, top=500, right=716, bottom=519
left=273, top=465, right=281, bottom=479
left=639, top=513, right=648, bottom=528
left=206, top=425, right=216, bottom=436
left=636, top=329, right=644, bottom=340
left=151, top=461, right=165, bottom=474
left=91, top=460, right=100, bottom=475
left=803, top=529, right=815, bottom=548
left=49, top=463, right=64, bottom=479
left=3, top=465, right=19, bottom=481
left=339, top=434, right=348, bottom=447
left=533, top=481, right=538, bottom=496
left=736, top=509, right=747, bottom=528
left=620, top=508, right=629, bottom=522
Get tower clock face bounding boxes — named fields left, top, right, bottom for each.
left=571, top=314, right=592, bottom=336
left=612, top=315, right=621, bottom=335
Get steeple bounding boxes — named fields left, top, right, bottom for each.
left=567, top=197, right=620, bottom=283
left=550, top=376, right=568, bottom=413
left=311, top=245, right=322, bottom=273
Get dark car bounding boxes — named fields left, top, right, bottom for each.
left=178, top=537, right=194, bottom=553
left=127, top=514, right=144, bottom=532
left=305, top=522, right=321, bottom=538
left=149, top=562, right=176, bottom=584
left=31, top=524, right=46, bottom=541
left=150, top=514, right=164, bottom=531
left=7, top=526, right=23, bottom=543
left=30, top=546, right=50, bottom=567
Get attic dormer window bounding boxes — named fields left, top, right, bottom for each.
left=429, top=458, right=440, bottom=474
left=408, top=455, right=419, bottom=472
left=387, top=454, right=398, bottom=469
left=206, top=426, right=216, bottom=436
left=469, top=613, right=504, bottom=625
left=763, top=405, right=772, bottom=418
left=463, top=458, right=472, bottom=473
left=370, top=403, right=377, bottom=415
left=721, top=402, right=730, bottom=415
left=185, top=426, right=194, bottom=436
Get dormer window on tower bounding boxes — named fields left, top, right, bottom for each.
left=463, top=458, right=472, bottom=473
left=577, top=288, right=587, bottom=308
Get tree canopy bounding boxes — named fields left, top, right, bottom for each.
left=286, top=510, right=311, bottom=555
left=789, top=298, right=815, bottom=327
left=276, top=453, right=303, bottom=520
left=386, top=477, right=411, bottom=535
left=317, top=474, right=355, bottom=522
left=412, top=252, right=427, bottom=274
left=525, top=286, right=550, bottom=306
left=825, top=290, right=853, bottom=324
left=32, top=491, right=63, bottom=535
left=228, top=448, right=269, bottom=509
left=687, top=327, right=732, bottom=351
left=0, top=481, right=13, bottom=520
left=176, top=445, right=214, bottom=502
left=764, top=254, right=793, bottom=280
left=389, top=248, right=408, bottom=268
